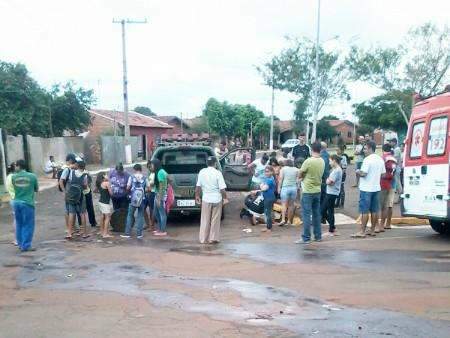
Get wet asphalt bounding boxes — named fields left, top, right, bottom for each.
left=1, top=184, right=450, bottom=337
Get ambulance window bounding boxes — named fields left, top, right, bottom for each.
left=427, top=117, right=448, bottom=156
left=409, top=122, right=425, bottom=158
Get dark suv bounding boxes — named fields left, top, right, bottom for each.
left=151, top=145, right=254, bottom=216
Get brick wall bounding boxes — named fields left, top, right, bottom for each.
left=332, top=123, right=355, bottom=144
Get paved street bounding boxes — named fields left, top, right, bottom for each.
left=1, top=183, right=450, bottom=338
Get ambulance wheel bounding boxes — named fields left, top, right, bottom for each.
left=429, top=220, right=450, bottom=235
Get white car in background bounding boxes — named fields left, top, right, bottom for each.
left=281, top=139, right=300, bottom=149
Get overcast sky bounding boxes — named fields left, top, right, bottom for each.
left=1, top=0, right=449, bottom=120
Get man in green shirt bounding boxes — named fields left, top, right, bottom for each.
left=296, top=142, right=325, bottom=244
left=11, top=160, right=39, bottom=252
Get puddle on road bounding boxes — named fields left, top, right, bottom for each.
left=13, top=246, right=450, bottom=338
left=222, top=242, right=450, bottom=272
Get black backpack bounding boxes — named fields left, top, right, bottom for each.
left=57, top=168, right=66, bottom=192
left=65, top=170, right=84, bottom=205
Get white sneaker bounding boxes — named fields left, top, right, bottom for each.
left=120, top=235, right=131, bottom=239
left=294, top=239, right=311, bottom=244
left=137, top=235, right=143, bottom=239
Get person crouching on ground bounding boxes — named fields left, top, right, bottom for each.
left=321, top=155, right=343, bottom=236
left=121, top=164, right=147, bottom=239
left=352, top=141, right=386, bottom=238
left=64, top=160, right=90, bottom=240
left=95, top=172, right=114, bottom=238
left=295, top=142, right=325, bottom=244
left=278, top=159, right=299, bottom=226
left=195, top=156, right=228, bottom=244
left=11, top=159, right=39, bottom=252
left=252, top=165, right=276, bottom=233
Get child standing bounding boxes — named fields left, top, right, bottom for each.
left=321, top=155, right=343, bottom=236
left=121, top=164, right=147, bottom=239
left=95, top=172, right=113, bottom=238
left=252, top=165, right=276, bottom=233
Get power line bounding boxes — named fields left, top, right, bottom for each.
left=113, top=18, right=147, bottom=162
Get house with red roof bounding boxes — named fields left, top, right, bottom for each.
left=85, top=109, right=172, bottom=162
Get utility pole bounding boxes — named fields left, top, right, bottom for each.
left=269, top=85, right=275, bottom=151
left=311, top=0, right=321, bottom=143
left=113, top=18, right=147, bottom=162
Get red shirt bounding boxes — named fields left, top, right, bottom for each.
left=380, top=152, right=397, bottom=190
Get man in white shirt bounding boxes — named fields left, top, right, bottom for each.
left=44, top=155, right=57, bottom=179
left=195, top=156, right=228, bottom=244
left=248, top=153, right=269, bottom=189
left=352, top=141, right=386, bottom=238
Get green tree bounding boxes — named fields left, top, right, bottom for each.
left=0, top=61, right=94, bottom=137
left=134, top=106, right=156, bottom=116
left=258, top=38, right=350, bottom=131
left=254, top=117, right=271, bottom=148
left=321, top=114, right=339, bottom=120
left=316, top=119, right=337, bottom=142
left=353, top=90, right=411, bottom=134
left=50, top=82, right=94, bottom=136
left=0, top=62, right=51, bottom=136
left=348, top=23, right=450, bottom=129
left=203, top=98, right=235, bottom=137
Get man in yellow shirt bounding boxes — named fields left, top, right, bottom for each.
left=295, top=142, right=325, bottom=244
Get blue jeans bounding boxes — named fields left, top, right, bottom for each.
left=13, top=201, right=36, bottom=251
left=264, top=198, right=275, bottom=229
left=301, top=192, right=321, bottom=241
left=154, top=197, right=167, bottom=232
left=124, top=204, right=145, bottom=237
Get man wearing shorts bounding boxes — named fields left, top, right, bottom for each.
left=379, top=144, right=397, bottom=231
left=352, top=141, right=385, bottom=238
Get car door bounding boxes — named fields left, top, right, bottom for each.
left=220, top=147, right=255, bottom=191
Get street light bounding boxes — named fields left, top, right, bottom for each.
left=310, top=0, right=321, bottom=144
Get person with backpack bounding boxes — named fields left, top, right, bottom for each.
left=63, top=160, right=90, bottom=240
left=59, top=153, right=78, bottom=235
left=11, top=160, right=39, bottom=252
left=78, top=161, right=97, bottom=229
left=378, top=143, right=397, bottom=232
left=121, top=164, right=147, bottom=239
left=151, top=159, right=169, bottom=237
left=109, top=163, right=131, bottom=211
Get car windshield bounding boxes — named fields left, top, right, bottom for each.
left=156, top=149, right=212, bottom=174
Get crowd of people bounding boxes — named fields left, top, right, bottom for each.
left=244, top=133, right=404, bottom=243
left=5, top=133, right=404, bottom=252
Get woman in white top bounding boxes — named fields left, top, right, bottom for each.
left=277, top=159, right=300, bottom=226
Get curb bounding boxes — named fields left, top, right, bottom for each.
left=355, top=215, right=427, bottom=226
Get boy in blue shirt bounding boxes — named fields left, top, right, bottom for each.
left=252, top=165, right=276, bottom=233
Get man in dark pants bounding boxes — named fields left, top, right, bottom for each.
left=320, top=142, right=330, bottom=223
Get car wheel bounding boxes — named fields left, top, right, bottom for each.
left=429, top=220, right=450, bottom=235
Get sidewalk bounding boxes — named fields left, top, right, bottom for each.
left=0, top=161, right=146, bottom=205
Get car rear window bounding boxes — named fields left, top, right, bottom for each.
left=157, top=150, right=211, bottom=173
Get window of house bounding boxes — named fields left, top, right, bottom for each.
left=347, top=131, right=352, bottom=138
left=410, top=121, right=425, bottom=158
left=427, top=116, right=448, bottom=156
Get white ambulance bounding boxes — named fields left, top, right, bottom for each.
left=402, top=87, right=450, bottom=235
